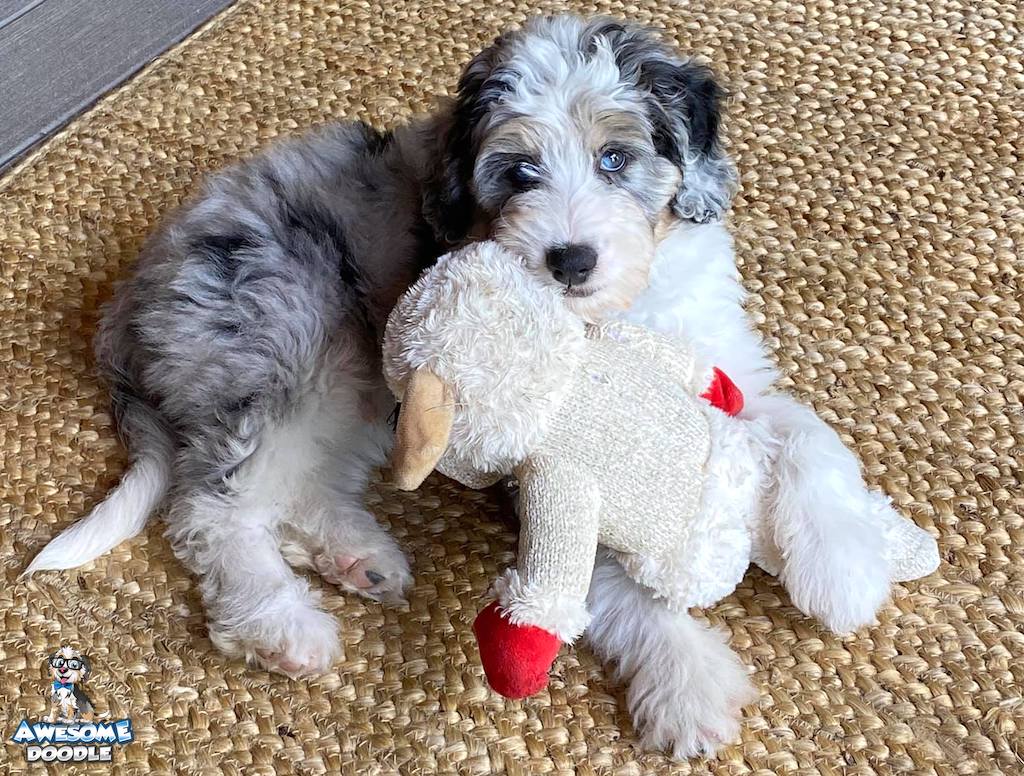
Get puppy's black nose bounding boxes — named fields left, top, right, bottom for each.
left=546, top=244, right=597, bottom=287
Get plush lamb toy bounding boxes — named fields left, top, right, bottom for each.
left=382, top=242, right=939, bottom=699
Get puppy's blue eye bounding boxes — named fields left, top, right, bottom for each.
left=509, top=161, right=541, bottom=185
left=599, top=150, right=627, bottom=173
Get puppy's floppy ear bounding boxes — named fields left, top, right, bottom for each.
left=391, top=369, right=454, bottom=491
left=597, top=21, right=737, bottom=223
left=78, top=654, right=91, bottom=681
left=422, top=33, right=518, bottom=244
left=643, top=60, right=737, bottom=223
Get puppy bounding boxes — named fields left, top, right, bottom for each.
left=29, top=15, right=908, bottom=757
left=46, top=646, right=95, bottom=723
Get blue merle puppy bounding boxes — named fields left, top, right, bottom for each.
left=29, top=15, right=752, bottom=756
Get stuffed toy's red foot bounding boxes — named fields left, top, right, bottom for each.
left=473, top=601, right=562, bottom=698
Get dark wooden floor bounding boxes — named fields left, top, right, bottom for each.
left=0, top=0, right=234, bottom=171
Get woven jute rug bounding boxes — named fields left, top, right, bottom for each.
left=1, top=0, right=1021, bottom=773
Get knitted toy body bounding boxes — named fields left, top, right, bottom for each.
left=485, top=322, right=757, bottom=645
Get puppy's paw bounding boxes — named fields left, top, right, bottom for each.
left=281, top=510, right=412, bottom=604
left=211, top=593, right=341, bottom=679
left=315, top=550, right=410, bottom=603
left=627, top=629, right=756, bottom=759
left=251, top=603, right=341, bottom=678
left=314, top=535, right=411, bottom=604
left=781, top=507, right=890, bottom=634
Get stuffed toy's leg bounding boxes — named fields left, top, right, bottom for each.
left=585, top=550, right=757, bottom=758
left=473, top=458, right=601, bottom=698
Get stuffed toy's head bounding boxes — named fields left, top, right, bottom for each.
left=383, top=242, right=588, bottom=489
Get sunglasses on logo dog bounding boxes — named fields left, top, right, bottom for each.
left=50, top=657, right=82, bottom=670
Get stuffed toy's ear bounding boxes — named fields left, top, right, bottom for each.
left=392, top=368, right=454, bottom=490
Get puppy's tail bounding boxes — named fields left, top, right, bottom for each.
left=23, top=397, right=174, bottom=575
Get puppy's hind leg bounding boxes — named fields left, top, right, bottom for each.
left=308, top=481, right=414, bottom=604
left=283, top=500, right=412, bottom=605
left=172, top=484, right=341, bottom=677
left=585, top=550, right=757, bottom=759
left=167, top=402, right=347, bottom=677
left=278, top=351, right=411, bottom=604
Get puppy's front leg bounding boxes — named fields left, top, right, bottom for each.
left=585, top=550, right=756, bottom=758
left=743, top=392, right=893, bottom=633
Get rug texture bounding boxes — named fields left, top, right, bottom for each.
left=1, top=0, right=1021, bottom=773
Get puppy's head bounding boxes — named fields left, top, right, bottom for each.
left=48, top=646, right=90, bottom=686
left=424, top=15, right=736, bottom=321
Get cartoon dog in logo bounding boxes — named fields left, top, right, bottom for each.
left=46, top=646, right=95, bottom=722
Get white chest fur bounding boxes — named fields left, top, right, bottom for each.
left=621, top=222, right=777, bottom=396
